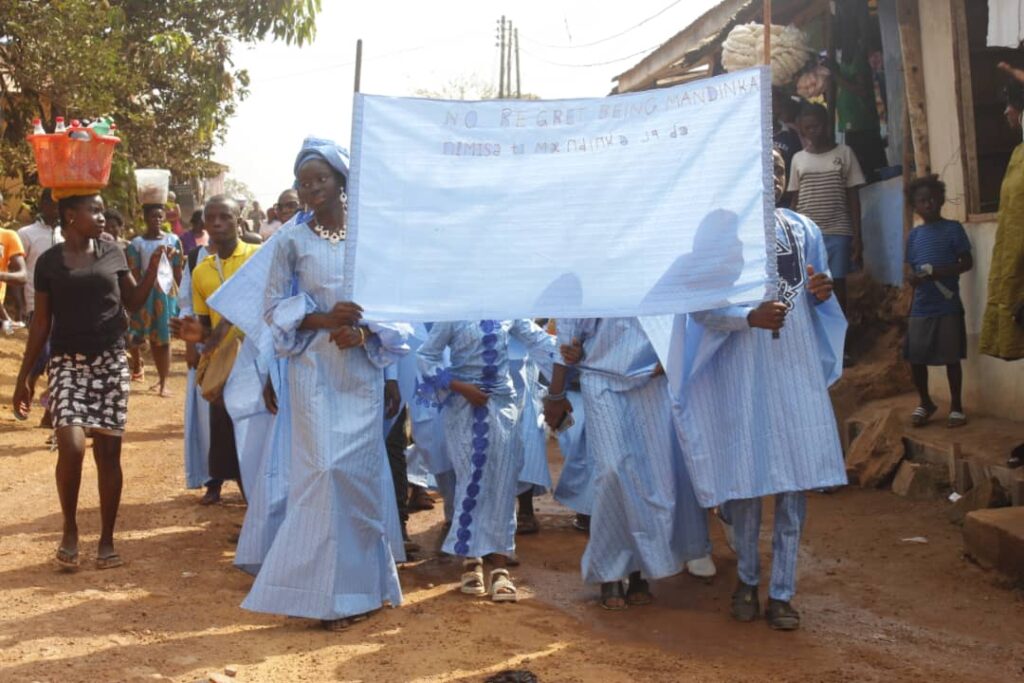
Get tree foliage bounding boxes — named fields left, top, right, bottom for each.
left=223, top=177, right=257, bottom=205
left=0, top=0, right=320, bottom=205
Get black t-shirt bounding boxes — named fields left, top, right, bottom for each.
left=34, top=240, right=130, bottom=356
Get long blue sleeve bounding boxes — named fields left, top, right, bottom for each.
left=509, top=319, right=558, bottom=379
left=415, top=321, right=454, bottom=407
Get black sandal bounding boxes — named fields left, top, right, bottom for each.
left=600, top=581, right=627, bottom=610
left=626, top=572, right=653, bottom=606
left=1008, top=443, right=1024, bottom=469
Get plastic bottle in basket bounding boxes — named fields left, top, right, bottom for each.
left=69, top=120, right=89, bottom=141
left=88, top=117, right=111, bottom=136
left=54, top=117, right=66, bottom=133
left=32, top=119, right=45, bottom=135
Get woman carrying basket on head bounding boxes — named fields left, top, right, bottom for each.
left=13, top=191, right=165, bottom=571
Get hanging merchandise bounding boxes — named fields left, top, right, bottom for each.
left=27, top=118, right=120, bottom=199
left=721, top=23, right=813, bottom=87
left=796, top=62, right=832, bottom=101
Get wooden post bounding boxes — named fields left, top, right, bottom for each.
left=354, top=39, right=363, bottom=94
left=951, top=0, right=979, bottom=216
left=764, top=0, right=772, bottom=66
left=896, top=0, right=930, bottom=176
left=902, top=104, right=914, bottom=236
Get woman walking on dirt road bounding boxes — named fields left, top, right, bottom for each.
left=13, top=192, right=164, bottom=571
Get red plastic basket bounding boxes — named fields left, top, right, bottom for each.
left=27, top=127, right=120, bottom=192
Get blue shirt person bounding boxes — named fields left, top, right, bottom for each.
left=903, top=175, right=973, bottom=428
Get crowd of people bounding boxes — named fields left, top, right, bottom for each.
left=8, top=67, right=1023, bottom=632
left=2, top=136, right=855, bottom=635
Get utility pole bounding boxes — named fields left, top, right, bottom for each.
left=514, top=27, right=521, bottom=98
left=506, top=20, right=514, bottom=99
left=498, top=16, right=506, bottom=99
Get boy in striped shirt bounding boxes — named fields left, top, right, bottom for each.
left=787, top=102, right=866, bottom=315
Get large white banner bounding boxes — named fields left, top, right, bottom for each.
left=345, top=67, right=775, bottom=322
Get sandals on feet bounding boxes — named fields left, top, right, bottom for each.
left=490, top=568, right=518, bottom=603
left=321, top=606, right=378, bottom=631
left=516, top=513, right=539, bottom=535
left=626, top=573, right=653, bottom=606
left=460, top=558, right=486, bottom=595
left=199, top=488, right=222, bottom=506
left=947, top=411, right=968, bottom=428
left=407, top=487, right=435, bottom=512
left=1008, top=443, right=1024, bottom=469
left=96, top=553, right=124, bottom=570
left=600, top=581, right=627, bottom=610
left=54, top=547, right=79, bottom=572
left=911, top=404, right=938, bottom=427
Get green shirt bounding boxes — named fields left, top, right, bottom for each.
left=837, top=56, right=880, bottom=133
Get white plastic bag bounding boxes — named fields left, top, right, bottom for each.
left=156, top=251, right=174, bottom=294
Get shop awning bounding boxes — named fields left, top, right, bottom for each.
left=613, top=0, right=756, bottom=93
left=612, top=0, right=827, bottom=93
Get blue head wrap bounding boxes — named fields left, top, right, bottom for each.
left=293, top=136, right=350, bottom=181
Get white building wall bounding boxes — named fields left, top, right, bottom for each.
left=919, top=5, right=1024, bottom=420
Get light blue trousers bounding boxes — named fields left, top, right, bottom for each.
left=721, top=492, right=807, bottom=601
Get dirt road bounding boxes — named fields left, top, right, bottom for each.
left=0, top=337, right=1021, bottom=682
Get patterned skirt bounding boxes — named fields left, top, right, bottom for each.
left=48, top=347, right=130, bottom=435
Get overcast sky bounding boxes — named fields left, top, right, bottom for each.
left=215, top=0, right=717, bottom=207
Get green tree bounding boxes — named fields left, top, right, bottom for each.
left=0, top=0, right=320, bottom=209
left=223, top=177, right=257, bottom=205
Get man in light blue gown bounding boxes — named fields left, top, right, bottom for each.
left=544, top=318, right=712, bottom=610
left=207, top=216, right=305, bottom=576
left=177, top=245, right=211, bottom=496
left=551, top=364, right=593, bottom=532
left=509, top=337, right=551, bottom=535
left=666, top=150, right=848, bottom=630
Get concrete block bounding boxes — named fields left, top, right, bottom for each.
left=891, top=461, right=946, bottom=500
left=963, top=507, right=1024, bottom=581
left=948, top=477, right=1010, bottom=525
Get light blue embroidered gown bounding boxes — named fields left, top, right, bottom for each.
left=553, top=366, right=594, bottom=516
left=241, top=224, right=411, bottom=620
left=417, top=320, right=556, bottom=559
left=207, top=221, right=302, bottom=576
left=667, top=208, right=848, bottom=507
left=556, top=317, right=710, bottom=584
left=178, top=247, right=210, bottom=489
left=509, top=337, right=552, bottom=496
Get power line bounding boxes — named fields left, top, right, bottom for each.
left=519, top=42, right=662, bottom=68
left=259, top=31, right=478, bottom=83
left=522, top=0, right=684, bottom=50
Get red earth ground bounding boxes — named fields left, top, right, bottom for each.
left=0, top=334, right=1021, bottom=682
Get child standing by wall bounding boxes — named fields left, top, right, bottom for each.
left=904, top=175, right=973, bottom=428
left=788, top=102, right=865, bottom=318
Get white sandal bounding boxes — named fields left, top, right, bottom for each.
left=489, top=568, right=518, bottom=603
left=460, top=558, right=486, bottom=595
